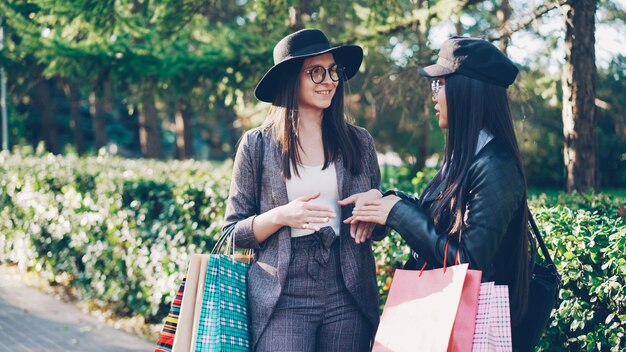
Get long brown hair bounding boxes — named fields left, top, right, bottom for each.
left=266, top=57, right=363, bottom=179
left=422, top=74, right=529, bottom=325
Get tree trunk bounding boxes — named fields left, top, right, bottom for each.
left=497, top=0, right=513, bottom=53
left=416, top=94, right=430, bottom=171
left=89, top=78, right=110, bottom=150
left=63, top=82, right=85, bottom=154
left=455, top=8, right=463, bottom=35
left=175, top=97, right=193, bottom=160
left=415, top=2, right=430, bottom=173
left=562, top=0, right=597, bottom=192
left=35, top=78, right=59, bottom=154
left=288, top=0, right=310, bottom=30
left=139, top=81, right=162, bottom=158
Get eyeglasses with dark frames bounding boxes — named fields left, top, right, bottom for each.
left=431, top=79, right=444, bottom=96
left=304, top=64, right=345, bottom=84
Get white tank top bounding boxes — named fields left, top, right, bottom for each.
left=285, top=163, right=342, bottom=237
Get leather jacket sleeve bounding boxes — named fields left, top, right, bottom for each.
left=384, top=189, right=419, bottom=204
left=385, top=153, right=525, bottom=270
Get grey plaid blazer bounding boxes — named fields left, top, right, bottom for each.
left=223, top=124, right=383, bottom=349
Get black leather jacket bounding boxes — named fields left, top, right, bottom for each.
left=386, top=139, right=525, bottom=300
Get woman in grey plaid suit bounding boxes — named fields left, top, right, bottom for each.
left=223, top=29, right=385, bottom=351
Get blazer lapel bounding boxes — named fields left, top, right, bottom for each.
left=267, top=138, right=289, bottom=208
left=262, top=131, right=291, bottom=287
left=335, top=156, right=351, bottom=225
left=335, top=156, right=350, bottom=199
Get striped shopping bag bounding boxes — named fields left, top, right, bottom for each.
left=155, top=254, right=211, bottom=352
left=194, top=254, right=251, bottom=351
left=155, top=276, right=186, bottom=352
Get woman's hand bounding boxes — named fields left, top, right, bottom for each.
left=339, top=189, right=383, bottom=244
left=351, top=221, right=377, bottom=244
left=275, top=192, right=336, bottom=232
left=349, top=195, right=402, bottom=226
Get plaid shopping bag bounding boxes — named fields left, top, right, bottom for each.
left=472, top=282, right=512, bottom=352
left=155, top=276, right=186, bottom=352
left=194, top=254, right=251, bottom=352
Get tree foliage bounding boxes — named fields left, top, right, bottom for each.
left=0, top=0, right=624, bottom=188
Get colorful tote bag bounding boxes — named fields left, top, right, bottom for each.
left=155, top=254, right=211, bottom=352
left=155, top=275, right=187, bottom=352
left=194, top=253, right=251, bottom=351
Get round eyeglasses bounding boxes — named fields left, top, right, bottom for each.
left=305, top=64, right=345, bottom=84
left=431, top=79, right=444, bottom=96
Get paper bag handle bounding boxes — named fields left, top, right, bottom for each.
left=419, top=238, right=460, bottom=277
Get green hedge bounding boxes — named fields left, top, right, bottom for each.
left=0, top=150, right=231, bottom=322
left=531, top=193, right=625, bottom=351
left=1, top=151, right=624, bottom=350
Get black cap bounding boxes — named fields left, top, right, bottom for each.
left=255, top=28, right=363, bottom=103
left=419, top=36, right=519, bottom=87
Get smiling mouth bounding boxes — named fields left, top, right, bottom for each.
left=316, top=90, right=333, bottom=95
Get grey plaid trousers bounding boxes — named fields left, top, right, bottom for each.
left=256, top=231, right=372, bottom=352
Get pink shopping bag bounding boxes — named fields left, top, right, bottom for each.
left=448, top=268, right=482, bottom=352
left=373, top=263, right=469, bottom=352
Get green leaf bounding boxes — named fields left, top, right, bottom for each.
left=606, top=313, right=616, bottom=324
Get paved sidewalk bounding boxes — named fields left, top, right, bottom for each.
left=0, top=268, right=154, bottom=352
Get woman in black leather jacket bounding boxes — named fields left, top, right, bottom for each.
left=342, top=36, right=530, bottom=348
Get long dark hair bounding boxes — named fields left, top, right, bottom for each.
left=424, top=74, right=529, bottom=324
left=266, top=57, right=363, bottom=179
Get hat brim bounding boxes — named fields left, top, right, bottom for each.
left=254, top=45, right=363, bottom=103
left=418, top=63, right=455, bottom=78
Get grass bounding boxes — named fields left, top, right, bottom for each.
left=528, top=187, right=626, bottom=201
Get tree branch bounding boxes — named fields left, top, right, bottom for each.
left=340, top=1, right=569, bottom=48
left=488, top=0, right=569, bottom=41
left=338, top=18, right=422, bottom=47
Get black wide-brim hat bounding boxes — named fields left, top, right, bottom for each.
left=254, top=28, right=363, bottom=103
left=419, top=36, right=519, bottom=87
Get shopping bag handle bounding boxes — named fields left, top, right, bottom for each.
left=419, top=238, right=460, bottom=277
left=212, top=222, right=254, bottom=264
left=212, top=225, right=234, bottom=255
